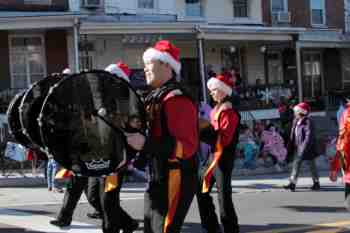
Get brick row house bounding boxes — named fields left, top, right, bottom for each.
left=0, top=0, right=349, bottom=122
left=0, top=0, right=77, bottom=110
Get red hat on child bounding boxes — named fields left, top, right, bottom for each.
left=207, top=75, right=234, bottom=96
left=293, top=102, right=311, bottom=115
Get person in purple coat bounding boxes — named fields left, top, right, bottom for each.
left=283, top=102, right=320, bottom=192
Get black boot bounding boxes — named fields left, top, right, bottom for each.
left=283, top=183, right=296, bottom=192
left=123, top=220, right=139, bottom=233
left=86, top=211, right=102, bottom=219
left=50, top=219, right=71, bottom=227
left=311, top=182, right=320, bottom=191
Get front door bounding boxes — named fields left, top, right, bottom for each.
left=180, top=58, right=200, bottom=101
left=302, top=52, right=323, bottom=99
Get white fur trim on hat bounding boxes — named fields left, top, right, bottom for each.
left=143, top=48, right=181, bottom=75
left=105, top=64, right=130, bottom=82
left=62, top=68, right=71, bottom=74
left=207, top=77, right=233, bottom=96
left=293, top=105, right=308, bottom=115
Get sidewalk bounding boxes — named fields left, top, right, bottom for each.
left=0, top=156, right=330, bottom=187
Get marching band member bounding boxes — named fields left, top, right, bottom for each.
left=126, top=40, right=199, bottom=233
left=330, top=97, right=350, bottom=210
left=101, top=62, right=139, bottom=233
left=197, top=74, right=241, bottom=233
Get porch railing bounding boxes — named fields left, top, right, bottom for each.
left=0, top=88, right=25, bottom=113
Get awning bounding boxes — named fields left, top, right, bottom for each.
left=297, top=30, right=350, bottom=48
left=80, top=22, right=196, bottom=35
left=0, top=12, right=79, bottom=30
left=196, top=25, right=305, bottom=41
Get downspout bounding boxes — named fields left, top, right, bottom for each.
left=73, top=17, right=80, bottom=73
left=296, top=41, right=303, bottom=102
left=195, top=25, right=208, bottom=104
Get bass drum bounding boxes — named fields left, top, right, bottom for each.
left=7, top=91, right=34, bottom=149
left=39, top=70, right=146, bottom=177
left=19, top=75, right=63, bottom=149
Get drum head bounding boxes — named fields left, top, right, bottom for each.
left=19, top=75, right=63, bottom=148
left=7, top=91, right=34, bottom=149
left=39, top=70, right=146, bottom=176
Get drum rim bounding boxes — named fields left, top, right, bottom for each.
left=19, top=74, right=63, bottom=149
left=6, top=91, right=34, bottom=149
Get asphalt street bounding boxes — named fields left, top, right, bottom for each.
left=1, top=174, right=350, bottom=233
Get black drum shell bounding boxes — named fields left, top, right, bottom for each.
left=39, top=70, right=146, bottom=176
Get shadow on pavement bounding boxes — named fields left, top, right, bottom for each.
left=181, top=222, right=350, bottom=233
left=281, top=205, right=348, bottom=213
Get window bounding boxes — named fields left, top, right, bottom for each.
left=311, top=0, right=325, bottom=25
left=233, top=0, right=248, bottom=17
left=79, top=55, right=93, bottom=71
left=271, top=0, right=287, bottom=12
left=346, top=0, right=350, bottom=32
left=138, top=0, right=154, bottom=9
left=185, top=0, right=202, bottom=17
left=9, top=36, right=46, bottom=90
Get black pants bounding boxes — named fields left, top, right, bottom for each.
left=345, top=183, right=350, bottom=211
left=57, top=176, right=102, bottom=223
left=197, top=153, right=239, bottom=233
left=289, top=155, right=319, bottom=184
left=100, top=173, right=136, bottom=233
left=144, top=157, right=197, bottom=233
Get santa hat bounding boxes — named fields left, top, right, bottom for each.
left=207, top=75, right=234, bottom=96
left=293, top=102, right=311, bottom=115
left=105, top=62, right=131, bottom=82
left=143, top=40, right=181, bottom=75
left=62, top=68, right=71, bottom=74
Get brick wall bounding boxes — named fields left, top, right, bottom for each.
left=262, top=0, right=271, bottom=25
left=289, top=0, right=311, bottom=27
left=0, top=0, right=68, bottom=11
left=45, top=30, right=68, bottom=75
left=326, top=0, right=345, bottom=29
left=0, top=31, right=11, bottom=91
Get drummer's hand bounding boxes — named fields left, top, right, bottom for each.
left=329, top=170, right=338, bottom=182
left=125, top=132, right=145, bottom=151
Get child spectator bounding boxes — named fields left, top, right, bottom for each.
left=47, top=153, right=63, bottom=192
left=260, top=123, right=287, bottom=171
left=238, top=124, right=259, bottom=169
left=125, top=114, right=148, bottom=182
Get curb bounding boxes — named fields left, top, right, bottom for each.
left=0, top=176, right=47, bottom=187
left=0, top=169, right=329, bottom=188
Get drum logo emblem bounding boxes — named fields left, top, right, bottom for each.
left=85, top=159, right=110, bottom=170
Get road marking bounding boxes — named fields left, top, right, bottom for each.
left=0, top=208, right=100, bottom=233
left=306, top=228, right=347, bottom=233
left=248, top=220, right=350, bottom=233
left=0, top=195, right=143, bottom=208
